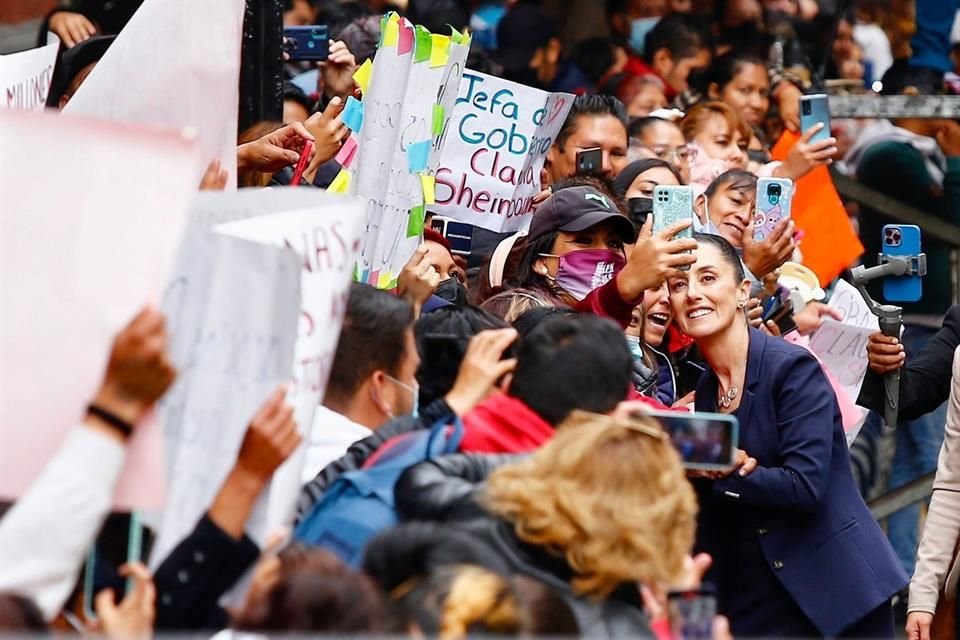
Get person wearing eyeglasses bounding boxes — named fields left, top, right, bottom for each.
left=628, top=116, right=692, bottom=183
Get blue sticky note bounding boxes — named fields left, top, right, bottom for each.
left=407, top=140, right=430, bottom=172
left=341, top=96, right=364, bottom=133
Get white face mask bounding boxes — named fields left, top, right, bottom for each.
left=695, top=199, right=724, bottom=236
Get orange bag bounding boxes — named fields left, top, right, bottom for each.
left=770, top=130, right=864, bottom=286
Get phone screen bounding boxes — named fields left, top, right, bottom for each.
left=642, top=411, right=738, bottom=470
left=668, top=588, right=717, bottom=640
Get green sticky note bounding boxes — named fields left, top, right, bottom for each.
left=407, top=204, right=426, bottom=238
left=431, top=104, right=444, bottom=137
left=378, top=14, right=388, bottom=47
left=414, top=26, right=432, bottom=63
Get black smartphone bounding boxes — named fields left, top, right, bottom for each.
left=667, top=587, right=717, bottom=640
left=639, top=411, right=739, bottom=470
left=283, top=25, right=330, bottom=61
left=575, top=147, right=603, bottom=176
left=430, top=215, right=474, bottom=256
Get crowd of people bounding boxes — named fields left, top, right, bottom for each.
left=2, top=0, right=960, bottom=638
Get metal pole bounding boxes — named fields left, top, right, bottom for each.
left=239, top=0, right=284, bottom=135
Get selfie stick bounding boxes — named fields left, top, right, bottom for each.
left=850, top=253, right=927, bottom=428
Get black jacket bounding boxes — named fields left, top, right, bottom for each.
left=153, top=514, right=259, bottom=630
left=294, top=398, right=456, bottom=521
left=395, top=454, right=654, bottom=638
left=858, top=305, right=960, bottom=422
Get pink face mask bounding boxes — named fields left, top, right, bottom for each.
left=541, top=249, right=626, bottom=301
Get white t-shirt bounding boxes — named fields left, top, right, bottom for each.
left=300, top=405, right=372, bottom=484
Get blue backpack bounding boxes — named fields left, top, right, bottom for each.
left=293, top=417, right=463, bottom=566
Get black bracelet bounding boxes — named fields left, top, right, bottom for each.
left=86, top=404, right=134, bottom=439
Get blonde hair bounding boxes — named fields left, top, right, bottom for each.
left=680, top=101, right=753, bottom=148
left=485, top=411, right=697, bottom=599
left=392, top=565, right=523, bottom=639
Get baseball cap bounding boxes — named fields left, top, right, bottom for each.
left=529, top=186, right=637, bottom=244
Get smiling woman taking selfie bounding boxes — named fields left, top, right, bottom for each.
left=668, top=233, right=908, bottom=638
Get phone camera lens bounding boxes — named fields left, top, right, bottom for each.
left=802, top=102, right=812, bottom=116
left=312, top=28, right=321, bottom=37
left=770, top=195, right=779, bottom=204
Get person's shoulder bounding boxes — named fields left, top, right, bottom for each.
left=754, top=331, right=818, bottom=375
left=857, top=140, right=926, bottom=172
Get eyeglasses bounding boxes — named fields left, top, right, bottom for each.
left=643, top=144, right=692, bottom=164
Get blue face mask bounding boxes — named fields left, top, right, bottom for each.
left=629, top=17, right=660, bottom=55
left=386, top=375, right=419, bottom=419
left=625, top=334, right=645, bottom=362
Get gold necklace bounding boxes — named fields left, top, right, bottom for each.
left=718, top=385, right=739, bottom=409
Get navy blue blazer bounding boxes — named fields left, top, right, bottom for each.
left=694, top=329, right=908, bottom=636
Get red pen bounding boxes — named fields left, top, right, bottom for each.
left=290, top=139, right=314, bottom=187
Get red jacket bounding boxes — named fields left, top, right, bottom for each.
left=460, top=392, right=671, bottom=454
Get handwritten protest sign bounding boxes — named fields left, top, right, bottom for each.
left=214, top=192, right=366, bottom=531
left=809, top=319, right=876, bottom=416
left=346, top=13, right=471, bottom=289
left=64, top=0, right=243, bottom=188
left=431, top=71, right=574, bottom=233
left=0, top=109, right=199, bottom=510
left=150, top=230, right=302, bottom=567
left=827, top=279, right=880, bottom=331
left=0, top=33, right=59, bottom=110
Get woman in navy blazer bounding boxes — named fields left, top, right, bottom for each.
left=668, top=233, right=908, bottom=638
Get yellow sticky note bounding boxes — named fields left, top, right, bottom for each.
left=377, top=270, right=395, bottom=290
left=383, top=19, right=399, bottom=47
left=429, top=34, right=451, bottom=68
left=328, top=169, right=351, bottom=194
left=352, top=58, right=373, bottom=94
left=420, top=174, right=436, bottom=205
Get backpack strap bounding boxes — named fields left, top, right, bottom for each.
left=425, top=416, right=464, bottom=458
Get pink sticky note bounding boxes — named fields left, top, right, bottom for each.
left=335, top=135, right=359, bottom=168
left=398, top=22, right=414, bottom=55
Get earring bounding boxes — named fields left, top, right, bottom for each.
left=737, top=300, right=746, bottom=309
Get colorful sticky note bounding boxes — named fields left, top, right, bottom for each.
left=378, top=14, right=388, bottom=47
left=383, top=19, right=399, bottom=47
left=341, top=96, right=364, bottom=133
left=414, top=26, right=432, bottom=63
left=429, top=35, right=451, bottom=68
left=327, top=169, right=351, bottom=194
left=407, top=140, right=430, bottom=173
left=450, top=27, right=466, bottom=46
left=407, top=204, right=426, bottom=238
left=398, top=22, right=414, bottom=54
left=335, top=134, right=359, bottom=168
left=352, top=58, right=373, bottom=94
left=431, top=104, right=444, bottom=137
left=420, top=174, right=436, bottom=205
left=369, top=269, right=380, bottom=286
left=377, top=270, right=396, bottom=290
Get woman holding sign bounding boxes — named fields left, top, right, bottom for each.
left=668, top=233, right=907, bottom=638
left=482, top=184, right=696, bottom=329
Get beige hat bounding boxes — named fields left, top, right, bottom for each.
left=778, top=262, right=825, bottom=303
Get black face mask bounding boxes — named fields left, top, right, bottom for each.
left=435, top=277, right=468, bottom=305
left=627, top=196, right=653, bottom=228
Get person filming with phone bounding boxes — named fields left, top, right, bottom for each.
left=667, top=233, right=907, bottom=638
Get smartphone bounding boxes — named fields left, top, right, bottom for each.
left=290, top=139, right=313, bottom=187
left=575, top=147, right=603, bottom=176
left=283, top=25, right=330, bottom=61
left=668, top=587, right=717, bottom=640
left=641, top=410, right=739, bottom=470
left=652, top=186, right=694, bottom=269
left=881, top=224, right=923, bottom=302
left=626, top=196, right=653, bottom=228
left=799, top=93, right=831, bottom=144
left=753, top=177, right=793, bottom=241
left=430, top=215, right=474, bottom=256
left=82, top=513, right=146, bottom=622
